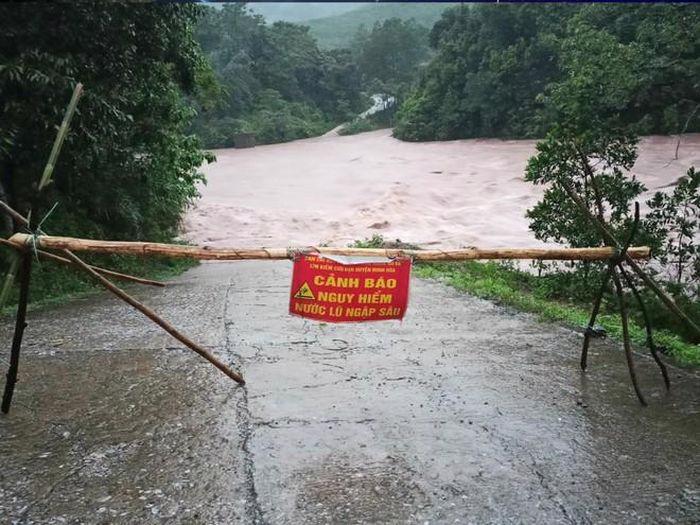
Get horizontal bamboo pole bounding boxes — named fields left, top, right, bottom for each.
left=8, top=233, right=651, bottom=262
left=0, top=238, right=165, bottom=287
left=0, top=201, right=164, bottom=287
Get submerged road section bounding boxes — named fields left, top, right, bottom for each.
left=1, top=262, right=699, bottom=523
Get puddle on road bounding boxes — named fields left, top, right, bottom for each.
left=0, top=347, right=245, bottom=524
left=295, top=454, right=427, bottom=524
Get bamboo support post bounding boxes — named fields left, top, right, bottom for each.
left=611, top=266, right=647, bottom=406
left=580, top=202, right=640, bottom=371
left=6, top=233, right=652, bottom=262
left=0, top=238, right=164, bottom=287
left=619, top=264, right=670, bottom=390
left=1, top=84, right=82, bottom=413
left=61, top=249, right=245, bottom=385
left=563, top=182, right=700, bottom=339
left=1, top=251, right=32, bottom=414
left=580, top=263, right=615, bottom=371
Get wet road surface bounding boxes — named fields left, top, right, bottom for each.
left=1, top=262, right=699, bottom=524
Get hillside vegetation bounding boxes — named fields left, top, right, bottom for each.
left=191, top=4, right=364, bottom=148
left=306, top=2, right=456, bottom=49
left=395, top=4, right=700, bottom=141
left=0, top=4, right=211, bottom=306
left=0, top=4, right=210, bottom=244
left=248, top=2, right=362, bottom=23
left=192, top=4, right=430, bottom=148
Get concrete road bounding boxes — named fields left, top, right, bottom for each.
left=1, top=262, right=698, bottom=524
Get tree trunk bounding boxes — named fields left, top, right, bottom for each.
left=0, top=178, right=12, bottom=237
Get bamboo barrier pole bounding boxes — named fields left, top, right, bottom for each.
left=61, top=249, right=245, bottom=385
left=0, top=202, right=164, bottom=287
left=7, top=233, right=652, bottom=262
left=0, top=238, right=165, bottom=287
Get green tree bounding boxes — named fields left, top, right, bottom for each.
left=0, top=3, right=212, bottom=242
left=573, top=4, right=700, bottom=135
left=394, top=4, right=576, bottom=141
left=525, top=128, right=644, bottom=249
left=353, top=18, right=429, bottom=91
left=192, top=4, right=364, bottom=147
left=394, top=4, right=700, bottom=142
left=524, top=16, right=648, bottom=298
left=646, top=168, right=700, bottom=290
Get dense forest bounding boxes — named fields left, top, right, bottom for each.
left=0, top=4, right=210, bottom=244
left=192, top=3, right=430, bottom=147
left=394, top=4, right=700, bottom=141
left=191, top=4, right=363, bottom=147
left=0, top=4, right=212, bottom=302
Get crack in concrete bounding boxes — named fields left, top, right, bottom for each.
left=225, top=280, right=265, bottom=525
left=252, top=417, right=377, bottom=429
left=247, top=375, right=368, bottom=399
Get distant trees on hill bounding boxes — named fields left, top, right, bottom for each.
left=191, top=4, right=364, bottom=147
left=394, top=4, right=700, bottom=142
left=351, top=18, right=430, bottom=99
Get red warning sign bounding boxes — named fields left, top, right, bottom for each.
left=289, top=254, right=411, bottom=323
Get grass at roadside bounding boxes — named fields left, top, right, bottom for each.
left=415, top=261, right=700, bottom=367
left=1, top=253, right=197, bottom=316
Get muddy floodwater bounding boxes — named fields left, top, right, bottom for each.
left=184, top=131, right=700, bottom=249
left=1, top=262, right=699, bottom=524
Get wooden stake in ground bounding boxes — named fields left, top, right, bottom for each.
left=580, top=202, right=641, bottom=371
left=61, top=249, right=245, bottom=385
left=611, top=266, right=647, bottom=406
left=619, top=264, right=670, bottom=390
left=1, top=252, right=32, bottom=414
left=580, top=263, right=616, bottom=371
left=563, top=181, right=700, bottom=339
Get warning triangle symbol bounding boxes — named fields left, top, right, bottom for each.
left=294, top=282, right=315, bottom=300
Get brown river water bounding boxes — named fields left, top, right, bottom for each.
left=185, top=130, right=700, bottom=249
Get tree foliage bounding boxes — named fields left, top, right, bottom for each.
left=192, top=4, right=364, bottom=147
left=394, top=4, right=576, bottom=141
left=352, top=18, right=430, bottom=94
left=646, top=168, right=700, bottom=291
left=394, top=4, right=700, bottom=141
left=525, top=128, right=644, bottom=250
left=0, top=3, right=211, bottom=242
